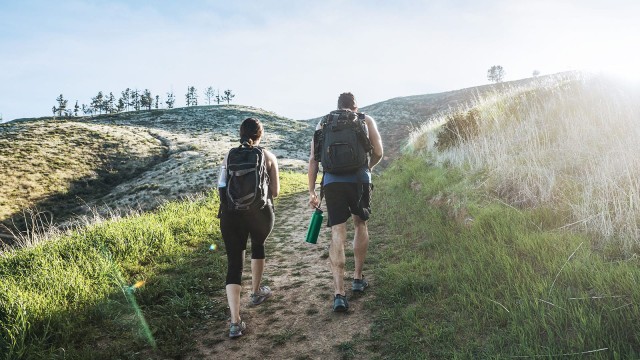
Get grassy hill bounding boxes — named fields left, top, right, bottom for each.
left=367, top=72, right=640, bottom=358
left=5, top=72, right=640, bottom=358
left=1, top=74, right=569, bottom=244
left=0, top=105, right=311, bottom=245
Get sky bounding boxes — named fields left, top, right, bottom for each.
left=1, top=0, right=639, bottom=122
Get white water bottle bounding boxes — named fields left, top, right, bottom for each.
left=217, top=165, right=227, bottom=188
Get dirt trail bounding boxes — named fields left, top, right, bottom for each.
left=189, top=192, right=377, bottom=360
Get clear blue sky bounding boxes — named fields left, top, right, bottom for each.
left=1, top=0, right=638, bottom=122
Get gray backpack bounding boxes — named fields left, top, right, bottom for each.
left=314, top=110, right=372, bottom=174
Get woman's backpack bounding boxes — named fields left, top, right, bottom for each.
left=225, top=145, right=270, bottom=211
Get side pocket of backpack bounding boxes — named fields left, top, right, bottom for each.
left=313, top=129, right=323, bottom=161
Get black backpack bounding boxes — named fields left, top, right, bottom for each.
left=314, top=110, right=372, bottom=174
left=225, top=145, right=270, bottom=211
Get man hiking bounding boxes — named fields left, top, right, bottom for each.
left=307, top=92, right=383, bottom=312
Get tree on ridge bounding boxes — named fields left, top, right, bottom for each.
left=222, top=89, right=235, bottom=104
left=53, top=94, right=68, bottom=117
left=487, top=65, right=505, bottom=83
left=186, top=86, right=198, bottom=106
left=166, top=91, right=175, bottom=109
left=204, top=86, right=216, bottom=105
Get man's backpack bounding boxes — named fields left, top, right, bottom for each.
left=225, top=145, right=270, bottom=211
left=314, top=110, right=372, bottom=174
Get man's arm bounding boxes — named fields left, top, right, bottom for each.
left=365, top=115, right=383, bottom=170
left=308, top=137, right=320, bottom=208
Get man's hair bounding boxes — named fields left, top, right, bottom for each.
left=240, top=117, right=263, bottom=145
left=337, top=92, right=357, bottom=110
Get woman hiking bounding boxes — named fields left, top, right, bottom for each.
left=217, top=117, right=280, bottom=338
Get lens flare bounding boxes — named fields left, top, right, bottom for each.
left=209, top=243, right=218, bottom=251
left=124, top=284, right=157, bottom=349
left=133, top=280, right=146, bottom=289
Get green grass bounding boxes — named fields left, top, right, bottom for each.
left=368, top=155, right=640, bottom=359
left=0, top=171, right=307, bottom=359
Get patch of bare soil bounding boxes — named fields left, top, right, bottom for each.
left=188, top=192, right=378, bottom=360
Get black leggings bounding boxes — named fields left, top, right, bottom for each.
left=220, top=206, right=274, bottom=285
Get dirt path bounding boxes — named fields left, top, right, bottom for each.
left=188, top=192, right=377, bottom=360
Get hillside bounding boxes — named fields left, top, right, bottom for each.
left=5, top=72, right=640, bottom=358
left=0, top=105, right=311, bottom=245
left=1, top=75, right=570, bottom=246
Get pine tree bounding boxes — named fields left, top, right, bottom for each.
left=54, top=94, right=68, bottom=117
left=121, top=88, right=131, bottom=111
left=144, top=89, right=153, bottom=110
left=74, top=101, right=79, bottom=117
left=131, top=89, right=141, bottom=111
left=204, top=86, right=215, bottom=105
left=104, top=92, right=116, bottom=114
left=82, top=104, right=92, bottom=116
left=91, top=91, right=104, bottom=114
left=141, top=89, right=152, bottom=110
left=223, top=89, right=235, bottom=104
left=215, top=90, right=222, bottom=105
left=186, top=86, right=198, bottom=106
left=155, top=95, right=160, bottom=109
left=166, top=91, right=175, bottom=109
left=116, top=98, right=125, bottom=113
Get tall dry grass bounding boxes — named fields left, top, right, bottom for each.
left=408, top=73, right=640, bottom=251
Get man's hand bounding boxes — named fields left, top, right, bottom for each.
left=309, top=192, right=320, bottom=209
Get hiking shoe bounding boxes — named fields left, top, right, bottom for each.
left=333, top=294, right=349, bottom=312
left=250, top=285, right=272, bottom=306
left=352, top=278, right=369, bottom=292
left=229, top=320, right=246, bottom=338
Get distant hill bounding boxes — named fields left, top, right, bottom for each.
left=0, top=105, right=310, bottom=243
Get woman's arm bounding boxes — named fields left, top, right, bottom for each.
left=265, top=150, right=280, bottom=198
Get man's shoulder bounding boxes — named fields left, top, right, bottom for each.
left=362, top=114, right=379, bottom=131
left=363, top=113, right=376, bottom=122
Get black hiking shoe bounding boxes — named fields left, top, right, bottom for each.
left=333, top=294, right=349, bottom=312
left=352, top=277, right=369, bottom=292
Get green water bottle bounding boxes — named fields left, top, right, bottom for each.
left=305, top=208, right=323, bottom=244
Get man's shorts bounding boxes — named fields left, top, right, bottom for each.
left=323, top=182, right=372, bottom=227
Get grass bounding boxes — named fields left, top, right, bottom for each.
left=407, top=73, right=640, bottom=251
left=0, top=171, right=307, bottom=359
left=0, top=120, right=166, bottom=234
left=368, top=154, right=640, bottom=359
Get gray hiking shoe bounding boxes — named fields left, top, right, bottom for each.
left=229, top=320, right=246, bottom=338
left=250, top=285, right=272, bottom=306
left=333, top=294, right=349, bottom=312
left=352, top=277, right=369, bottom=292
